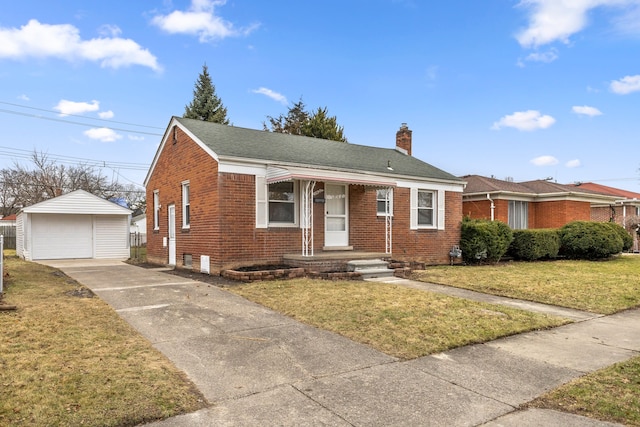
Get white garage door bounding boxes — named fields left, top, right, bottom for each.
left=31, top=214, right=93, bottom=260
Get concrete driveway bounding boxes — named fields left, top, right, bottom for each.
left=40, top=259, right=634, bottom=426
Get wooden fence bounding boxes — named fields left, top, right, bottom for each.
left=0, top=226, right=16, bottom=250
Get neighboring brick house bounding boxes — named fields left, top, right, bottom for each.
left=461, top=175, right=618, bottom=229
left=571, top=182, right=640, bottom=252
left=144, top=117, right=465, bottom=274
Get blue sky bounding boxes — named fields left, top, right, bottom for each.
left=1, top=0, right=640, bottom=192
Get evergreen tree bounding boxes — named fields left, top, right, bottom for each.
left=264, top=98, right=347, bottom=142
left=303, top=107, right=347, bottom=142
left=184, top=64, right=229, bottom=124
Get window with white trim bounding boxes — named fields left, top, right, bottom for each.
left=508, top=200, right=528, bottom=229
left=410, top=188, right=444, bottom=230
left=376, top=188, right=393, bottom=216
left=153, top=190, right=160, bottom=230
left=182, top=181, right=190, bottom=228
left=268, top=181, right=297, bottom=225
left=417, top=190, right=435, bottom=226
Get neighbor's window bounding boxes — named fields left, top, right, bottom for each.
left=508, top=200, right=528, bottom=229
left=182, top=181, right=190, bottom=228
left=417, top=190, right=435, bottom=226
left=153, top=190, right=160, bottom=230
left=268, top=181, right=296, bottom=224
left=376, top=188, right=393, bottom=216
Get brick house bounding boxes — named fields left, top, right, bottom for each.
left=144, top=117, right=465, bottom=274
left=571, top=182, right=640, bottom=252
left=461, top=175, right=618, bottom=229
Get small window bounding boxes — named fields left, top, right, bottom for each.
left=153, top=190, right=160, bottom=230
left=376, top=188, right=393, bottom=216
left=183, top=253, right=192, bottom=268
left=182, top=181, right=190, bottom=228
left=269, top=181, right=296, bottom=224
left=417, top=190, right=435, bottom=226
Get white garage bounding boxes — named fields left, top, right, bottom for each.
left=16, top=190, right=132, bottom=261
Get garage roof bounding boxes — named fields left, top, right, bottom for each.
left=21, top=190, right=132, bottom=215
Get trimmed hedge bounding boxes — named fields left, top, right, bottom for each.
left=559, top=221, right=624, bottom=260
left=460, top=218, right=513, bottom=264
left=604, top=222, right=634, bottom=252
left=509, top=229, right=561, bottom=261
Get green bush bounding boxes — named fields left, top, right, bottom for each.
left=509, top=229, right=561, bottom=261
left=604, top=222, right=633, bottom=252
left=460, top=218, right=513, bottom=264
left=559, top=221, right=624, bottom=260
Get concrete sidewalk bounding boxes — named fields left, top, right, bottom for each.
left=41, top=259, right=638, bottom=426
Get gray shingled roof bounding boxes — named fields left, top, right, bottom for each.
left=176, top=117, right=462, bottom=183
left=462, top=175, right=616, bottom=199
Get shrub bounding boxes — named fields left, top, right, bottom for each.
left=460, top=218, right=513, bottom=264
left=509, top=229, right=561, bottom=261
left=559, top=221, right=624, bottom=260
left=604, top=222, right=633, bottom=252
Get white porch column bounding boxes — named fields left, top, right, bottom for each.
left=301, top=180, right=316, bottom=257
left=385, top=187, right=392, bottom=254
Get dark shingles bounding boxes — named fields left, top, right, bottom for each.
left=176, top=117, right=462, bottom=183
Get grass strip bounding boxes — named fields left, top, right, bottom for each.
left=412, top=256, right=640, bottom=314
left=530, top=356, right=640, bottom=426
left=230, top=278, right=568, bottom=360
left=0, top=253, right=206, bottom=427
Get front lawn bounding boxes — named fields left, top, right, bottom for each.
left=0, top=253, right=206, bottom=427
left=230, top=278, right=568, bottom=360
left=412, top=256, right=640, bottom=314
left=531, top=356, right=640, bottom=426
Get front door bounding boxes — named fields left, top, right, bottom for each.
left=324, top=184, right=348, bottom=247
left=168, top=204, right=176, bottom=266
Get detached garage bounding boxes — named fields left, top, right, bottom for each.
left=16, top=190, right=132, bottom=261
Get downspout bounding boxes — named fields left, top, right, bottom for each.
left=487, top=193, right=495, bottom=221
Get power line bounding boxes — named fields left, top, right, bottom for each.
left=0, top=108, right=164, bottom=136
left=0, top=146, right=149, bottom=171
left=0, top=101, right=165, bottom=130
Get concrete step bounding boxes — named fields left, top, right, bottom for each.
left=359, top=268, right=396, bottom=279
left=347, top=259, right=390, bottom=271
left=347, top=259, right=395, bottom=279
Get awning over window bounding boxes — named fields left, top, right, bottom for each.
left=266, top=166, right=396, bottom=187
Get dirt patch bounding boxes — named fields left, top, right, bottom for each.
left=163, top=268, right=241, bottom=287
left=65, top=286, right=95, bottom=298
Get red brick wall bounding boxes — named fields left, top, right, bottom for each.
left=146, top=126, right=221, bottom=271
left=591, top=205, right=623, bottom=225
left=462, top=199, right=508, bottom=223
left=532, top=200, right=591, bottom=228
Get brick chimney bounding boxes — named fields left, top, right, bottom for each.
left=396, top=123, right=412, bottom=155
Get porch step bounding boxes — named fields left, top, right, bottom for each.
left=347, top=259, right=395, bottom=279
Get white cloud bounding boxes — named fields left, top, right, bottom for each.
left=516, top=0, right=639, bottom=48
left=572, top=105, right=603, bottom=116
left=531, top=155, right=559, bottom=166
left=252, top=87, right=288, bottom=105
left=523, top=48, right=558, bottom=63
left=98, top=110, right=114, bottom=119
left=84, top=127, right=122, bottom=142
left=610, top=74, right=640, bottom=94
left=17, top=94, right=29, bottom=101
left=491, top=110, right=556, bottom=131
left=0, top=19, right=161, bottom=71
left=54, top=99, right=100, bottom=116
left=152, top=0, right=259, bottom=43
left=566, top=159, right=582, bottom=168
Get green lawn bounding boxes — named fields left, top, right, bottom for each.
left=230, top=278, right=567, bottom=360
left=412, top=256, right=640, bottom=314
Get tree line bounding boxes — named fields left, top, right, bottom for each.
left=185, top=64, right=348, bottom=142
left=0, top=152, right=145, bottom=217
